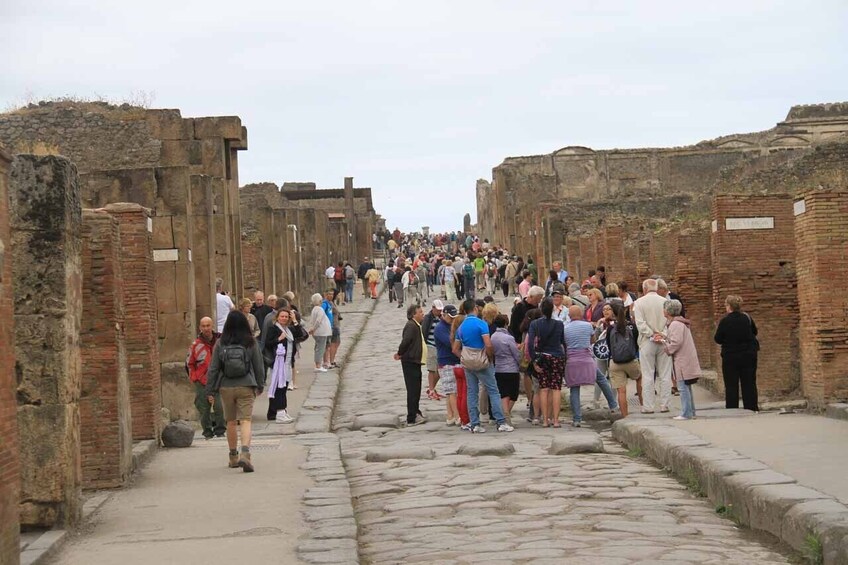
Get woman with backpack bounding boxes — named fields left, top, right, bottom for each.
left=205, top=310, right=266, bottom=472
left=264, top=308, right=294, bottom=424
left=663, top=299, right=701, bottom=420
left=527, top=298, right=568, bottom=427
left=607, top=302, right=640, bottom=417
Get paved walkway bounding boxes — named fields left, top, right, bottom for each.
left=332, top=293, right=793, bottom=564
left=44, top=300, right=373, bottom=565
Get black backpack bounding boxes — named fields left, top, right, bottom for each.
left=220, top=344, right=251, bottom=379
left=608, top=325, right=638, bottom=364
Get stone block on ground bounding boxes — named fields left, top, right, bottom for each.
left=352, top=414, right=400, bottom=430
left=161, top=420, right=194, bottom=447
left=456, top=442, right=515, bottom=457
left=549, top=433, right=604, bottom=455
left=365, top=447, right=435, bottom=462
left=826, top=403, right=848, bottom=421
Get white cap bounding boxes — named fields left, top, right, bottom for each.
left=432, top=299, right=445, bottom=311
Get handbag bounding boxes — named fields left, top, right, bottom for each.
left=460, top=346, right=490, bottom=371
left=592, top=328, right=610, bottom=360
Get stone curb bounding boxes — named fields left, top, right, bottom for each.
left=131, top=438, right=158, bottom=472
left=294, top=433, right=360, bottom=564
left=825, top=403, right=848, bottom=421
left=295, top=289, right=380, bottom=435
left=612, top=418, right=848, bottom=564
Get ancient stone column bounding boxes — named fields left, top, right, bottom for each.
left=79, top=210, right=132, bottom=489
left=793, top=190, right=848, bottom=406
left=344, top=177, right=356, bottom=262
left=10, top=154, right=83, bottom=528
left=103, top=203, right=161, bottom=441
left=0, top=146, right=20, bottom=565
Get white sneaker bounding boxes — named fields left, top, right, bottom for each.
left=497, top=423, right=515, bottom=432
left=276, top=412, right=294, bottom=424
left=315, top=367, right=328, bottom=373
left=471, top=425, right=486, bottom=434
left=672, top=415, right=691, bottom=421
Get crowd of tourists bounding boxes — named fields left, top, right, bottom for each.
left=388, top=234, right=761, bottom=432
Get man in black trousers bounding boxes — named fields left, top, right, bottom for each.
left=394, top=304, right=427, bottom=426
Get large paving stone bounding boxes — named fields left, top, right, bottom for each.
left=826, top=403, right=848, bottom=421
left=780, top=498, right=848, bottom=553
left=352, top=413, right=400, bottom=430
left=746, top=483, right=832, bottom=538
left=364, top=446, right=435, bottom=462
left=593, top=520, right=699, bottom=536
left=549, top=433, right=604, bottom=455
left=456, top=442, right=515, bottom=457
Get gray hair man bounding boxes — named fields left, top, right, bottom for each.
left=215, top=277, right=235, bottom=333
left=632, top=278, right=672, bottom=413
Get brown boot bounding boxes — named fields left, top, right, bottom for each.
left=238, top=450, right=254, bottom=473
left=228, top=450, right=239, bottom=468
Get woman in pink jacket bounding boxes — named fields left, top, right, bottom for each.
left=662, top=299, right=701, bottom=420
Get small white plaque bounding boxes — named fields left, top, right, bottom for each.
left=711, top=220, right=717, bottom=233
left=725, top=217, right=774, bottom=230
left=146, top=217, right=153, bottom=233
left=793, top=200, right=806, bottom=216
left=188, top=249, right=192, bottom=262
left=153, top=248, right=180, bottom=262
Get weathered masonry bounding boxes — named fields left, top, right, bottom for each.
left=476, top=103, right=848, bottom=407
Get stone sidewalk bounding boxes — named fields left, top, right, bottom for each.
left=38, top=295, right=376, bottom=565
left=331, top=292, right=795, bottom=564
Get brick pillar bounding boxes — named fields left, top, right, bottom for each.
left=676, top=224, right=713, bottom=368
left=793, top=190, right=848, bottom=406
left=712, top=194, right=799, bottom=397
left=636, top=231, right=652, bottom=289
left=80, top=211, right=132, bottom=489
left=0, top=147, right=20, bottom=565
left=10, top=155, right=82, bottom=528
left=621, top=223, right=641, bottom=289
left=603, top=225, right=625, bottom=285
left=565, top=234, right=580, bottom=281
left=104, top=204, right=161, bottom=441
left=650, top=228, right=679, bottom=289
left=595, top=228, right=607, bottom=276
left=578, top=234, right=596, bottom=281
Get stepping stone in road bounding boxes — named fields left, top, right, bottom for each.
left=456, top=442, right=515, bottom=457
left=548, top=433, right=604, bottom=455
left=351, top=413, right=401, bottom=430
left=365, top=446, right=435, bottom=462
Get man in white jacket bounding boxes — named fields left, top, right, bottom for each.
left=633, top=278, right=671, bottom=413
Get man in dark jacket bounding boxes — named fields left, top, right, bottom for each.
left=508, top=286, right=544, bottom=343
left=251, top=291, right=274, bottom=342
left=394, top=304, right=426, bottom=426
left=357, top=257, right=374, bottom=298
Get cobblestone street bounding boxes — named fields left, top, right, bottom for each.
left=332, top=295, right=793, bottom=564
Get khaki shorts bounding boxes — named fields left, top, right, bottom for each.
left=426, top=345, right=438, bottom=372
left=220, top=386, right=256, bottom=422
left=609, top=359, right=641, bottom=390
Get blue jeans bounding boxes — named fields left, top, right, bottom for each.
left=569, top=387, right=582, bottom=423
left=679, top=380, right=696, bottom=418
left=465, top=365, right=505, bottom=427
left=345, top=280, right=354, bottom=303
left=595, top=368, right=618, bottom=410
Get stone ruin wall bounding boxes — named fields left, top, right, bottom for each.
left=478, top=106, right=848, bottom=406
left=0, top=146, right=20, bottom=564
left=0, top=102, right=248, bottom=424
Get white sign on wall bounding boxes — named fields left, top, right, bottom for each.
left=711, top=220, right=718, bottom=233
left=153, top=249, right=180, bottom=262
left=793, top=200, right=806, bottom=216
left=188, top=249, right=192, bottom=262
left=147, top=217, right=153, bottom=233
left=725, top=217, right=774, bottom=231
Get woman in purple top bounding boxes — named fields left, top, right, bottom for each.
left=527, top=298, right=567, bottom=427
left=565, top=305, right=600, bottom=427
left=491, top=314, right=521, bottom=422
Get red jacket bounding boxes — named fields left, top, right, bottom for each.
left=187, top=332, right=219, bottom=385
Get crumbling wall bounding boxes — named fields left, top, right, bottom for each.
left=79, top=210, right=132, bottom=489
left=10, top=155, right=82, bottom=528
left=0, top=146, right=20, bottom=564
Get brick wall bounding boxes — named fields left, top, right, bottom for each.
left=650, top=228, right=679, bottom=290
left=0, top=148, right=20, bottom=564
left=711, top=194, right=799, bottom=397
left=794, top=190, right=848, bottom=406
left=676, top=224, right=714, bottom=368
left=104, top=204, right=161, bottom=440
left=578, top=234, right=596, bottom=281
left=565, top=234, right=580, bottom=280
left=10, top=155, right=82, bottom=528
left=602, top=225, right=625, bottom=286
left=80, top=211, right=132, bottom=489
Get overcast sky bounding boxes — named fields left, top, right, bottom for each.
left=2, top=1, right=847, bottom=232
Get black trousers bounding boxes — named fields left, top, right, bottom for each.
left=267, top=384, right=288, bottom=419
left=722, top=353, right=759, bottom=411
left=401, top=361, right=423, bottom=424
